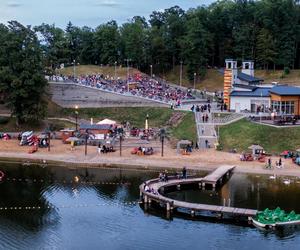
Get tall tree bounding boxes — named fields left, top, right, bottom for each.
left=256, top=28, right=277, bottom=70
left=94, top=20, right=120, bottom=65
left=0, top=21, right=48, bottom=125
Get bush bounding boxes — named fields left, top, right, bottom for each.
left=284, top=67, right=290, bottom=75
left=0, top=116, right=9, bottom=125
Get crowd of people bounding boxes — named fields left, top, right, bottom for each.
left=48, top=73, right=194, bottom=104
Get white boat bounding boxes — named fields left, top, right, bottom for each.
left=251, top=218, right=275, bottom=229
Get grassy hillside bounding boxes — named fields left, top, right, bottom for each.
left=171, top=112, right=197, bottom=142
left=56, top=64, right=300, bottom=91
left=219, top=119, right=300, bottom=154
left=57, top=65, right=142, bottom=80
left=161, top=67, right=223, bottom=91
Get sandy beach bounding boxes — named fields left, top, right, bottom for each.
left=0, top=139, right=300, bottom=177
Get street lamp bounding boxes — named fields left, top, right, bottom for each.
left=73, top=59, right=76, bottom=79
left=125, top=59, right=131, bottom=92
left=193, top=72, right=197, bottom=90
left=85, top=129, right=88, bottom=156
left=75, top=105, right=79, bottom=131
left=180, top=61, right=183, bottom=87
left=114, top=61, right=117, bottom=80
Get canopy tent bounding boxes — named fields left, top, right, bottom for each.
left=248, top=144, right=264, bottom=155
left=97, top=119, right=116, bottom=125
left=176, top=140, right=191, bottom=154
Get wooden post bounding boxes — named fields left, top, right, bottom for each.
left=166, top=202, right=171, bottom=211
left=191, top=210, right=195, bottom=217
left=85, top=132, right=88, bottom=156
left=161, top=136, right=164, bottom=157
left=48, top=132, right=51, bottom=152
left=119, top=136, right=122, bottom=157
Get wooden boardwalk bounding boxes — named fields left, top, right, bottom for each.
left=140, top=165, right=257, bottom=218
left=202, top=165, right=235, bottom=188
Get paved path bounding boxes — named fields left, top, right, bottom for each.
left=195, top=111, right=217, bottom=149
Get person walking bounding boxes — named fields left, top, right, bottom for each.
left=205, top=139, right=208, bottom=148
left=182, top=167, right=187, bottom=179
left=268, top=158, right=272, bottom=168
left=202, top=115, right=205, bottom=123
left=97, top=142, right=101, bottom=155
left=205, top=113, right=209, bottom=122
left=201, top=126, right=204, bottom=135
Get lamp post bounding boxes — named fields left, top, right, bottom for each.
left=125, top=59, right=131, bottom=92
left=179, top=61, right=183, bottom=87
left=48, top=132, right=51, bottom=152
left=150, top=64, right=153, bottom=78
left=114, top=61, right=117, bottom=80
left=218, top=113, right=221, bottom=142
left=75, top=105, right=79, bottom=131
left=73, top=59, right=76, bottom=79
left=193, top=72, right=197, bottom=90
left=85, top=129, right=88, bottom=156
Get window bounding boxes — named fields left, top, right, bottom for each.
left=271, top=100, right=294, bottom=114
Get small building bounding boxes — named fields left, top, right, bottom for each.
left=79, top=124, right=114, bottom=139
left=269, top=86, right=300, bottom=115
left=230, top=87, right=271, bottom=113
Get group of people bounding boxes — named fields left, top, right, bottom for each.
left=191, top=103, right=211, bottom=113
left=97, top=144, right=115, bottom=154
left=49, top=73, right=194, bottom=104
left=266, top=157, right=283, bottom=169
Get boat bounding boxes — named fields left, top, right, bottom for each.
left=251, top=207, right=300, bottom=229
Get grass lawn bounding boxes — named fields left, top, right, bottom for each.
left=171, top=112, right=197, bottom=142
left=57, top=65, right=142, bottom=80
left=60, top=107, right=174, bottom=128
left=219, top=118, right=300, bottom=154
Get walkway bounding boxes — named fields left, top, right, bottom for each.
left=195, top=111, right=217, bottom=149
left=140, top=165, right=257, bottom=217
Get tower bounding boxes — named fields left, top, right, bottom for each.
left=223, top=59, right=237, bottom=107
left=242, top=61, right=254, bottom=77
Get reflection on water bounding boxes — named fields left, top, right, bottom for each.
left=0, top=163, right=300, bottom=249
left=166, top=174, right=300, bottom=213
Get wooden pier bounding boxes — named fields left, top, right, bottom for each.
left=201, top=165, right=235, bottom=189
left=140, top=165, right=257, bottom=219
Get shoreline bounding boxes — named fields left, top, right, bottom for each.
left=1, top=151, right=300, bottom=179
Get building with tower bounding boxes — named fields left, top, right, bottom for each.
left=223, top=59, right=300, bottom=115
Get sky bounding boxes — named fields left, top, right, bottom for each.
left=0, top=0, right=214, bottom=28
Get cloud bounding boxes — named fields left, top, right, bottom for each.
left=6, top=1, right=22, bottom=7
left=94, top=0, right=119, bottom=7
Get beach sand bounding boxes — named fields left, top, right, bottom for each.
left=0, top=139, right=299, bottom=177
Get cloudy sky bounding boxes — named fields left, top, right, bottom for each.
left=0, top=0, right=214, bottom=28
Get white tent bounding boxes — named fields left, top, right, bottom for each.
left=97, top=119, right=117, bottom=125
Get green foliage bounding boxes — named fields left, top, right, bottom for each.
left=0, top=116, right=9, bottom=125
left=284, top=67, right=290, bottom=75
left=0, top=21, right=48, bottom=125
left=219, top=118, right=300, bottom=154
left=60, top=107, right=173, bottom=128
left=171, top=112, right=197, bottom=142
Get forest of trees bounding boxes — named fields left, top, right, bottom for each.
left=0, top=0, right=300, bottom=123
left=30, top=0, right=300, bottom=80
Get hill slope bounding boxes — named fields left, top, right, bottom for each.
left=56, top=65, right=300, bottom=91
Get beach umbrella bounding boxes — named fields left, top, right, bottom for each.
left=66, top=137, right=80, bottom=142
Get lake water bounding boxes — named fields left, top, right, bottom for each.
left=0, top=163, right=300, bottom=250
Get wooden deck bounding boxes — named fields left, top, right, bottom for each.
left=140, top=165, right=257, bottom=218
left=201, top=165, right=235, bottom=187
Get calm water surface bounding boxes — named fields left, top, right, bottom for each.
left=0, top=163, right=300, bottom=250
